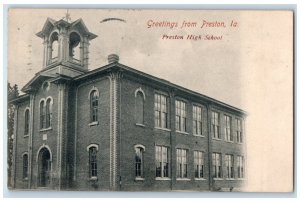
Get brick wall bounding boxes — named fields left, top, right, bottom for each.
left=118, top=75, right=245, bottom=191
left=14, top=71, right=245, bottom=191
left=74, top=77, right=111, bottom=190
left=14, top=100, right=30, bottom=189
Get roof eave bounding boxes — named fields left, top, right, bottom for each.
left=74, top=63, right=246, bottom=115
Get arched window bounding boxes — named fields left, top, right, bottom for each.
left=89, top=146, right=98, bottom=178
left=23, top=153, right=28, bottom=179
left=69, top=32, right=81, bottom=63
left=24, top=109, right=30, bottom=135
left=134, top=145, right=145, bottom=178
left=50, top=32, right=59, bottom=62
left=45, top=98, right=52, bottom=128
left=135, top=91, right=144, bottom=124
left=40, top=100, right=45, bottom=129
left=90, top=90, right=99, bottom=123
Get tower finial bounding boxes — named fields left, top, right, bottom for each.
left=62, top=9, right=71, bottom=22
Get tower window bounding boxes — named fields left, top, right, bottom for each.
left=69, top=32, right=81, bottom=63
left=50, top=32, right=59, bottom=63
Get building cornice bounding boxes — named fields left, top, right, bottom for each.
left=73, top=63, right=246, bottom=116
left=9, top=94, right=30, bottom=105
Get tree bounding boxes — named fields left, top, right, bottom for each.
left=7, top=82, right=19, bottom=188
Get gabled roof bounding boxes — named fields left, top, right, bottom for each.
left=36, top=18, right=97, bottom=40
left=36, top=18, right=56, bottom=38
left=21, top=72, right=56, bottom=93
left=70, top=18, right=97, bottom=40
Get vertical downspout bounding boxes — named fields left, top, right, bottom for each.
left=12, top=105, right=19, bottom=188
left=169, top=90, right=176, bottom=190
left=119, top=72, right=122, bottom=191
left=28, top=94, right=35, bottom=189
left=206, top=103, right=212, bottom=191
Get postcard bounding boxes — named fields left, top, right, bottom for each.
left=6, top=8, right=293, bottom=192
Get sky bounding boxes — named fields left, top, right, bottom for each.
left=8, top=9, right=243, bottom=109
left=7, top=9, right=294, bottom=192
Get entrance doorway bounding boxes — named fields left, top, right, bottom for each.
left=38, top=148, right=51, bottom=187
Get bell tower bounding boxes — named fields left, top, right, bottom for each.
left=36, top=17, right=97, bottom=76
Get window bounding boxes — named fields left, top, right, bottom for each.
left=24, top=109, right=30, bottom=135
left=176, top=149, right=188, bottom=178
left=237, top=156, right=245, bottom=178
left=135, top=146, right=144, bottom=178
left=45, top=99, right=52, bottom=128
left=237, top=119, right=243, bottom=143
left=89, top=146, right=98, bottom=178
left=90, top=90, right=99, bottom=123
left=135, top=91, right=144, bottom=124
left=224, top=115, right=232, bottom=141
left=42, top=82, right=50, bottom=91
left=155, top=93, right=168, bottom=129
left=194, top=151, right=204, bottom=179
left=176, top=100, right=187, bottom=132
left=225, top=154, right=234, bottom=179
left=193, top=106, right=202, bottom=135
left=69, top=32, right=81, bottom=62
left=211, top=111, right=220, bottom=139
left=23, top=154, right=28, bottom=179
left=50, top=32, right=59, bottom=63
left=40, top=100, right=45, bottom=129
left=155, top=146, right=169, bottom=178
left=212, top=153, right=222, bottom=178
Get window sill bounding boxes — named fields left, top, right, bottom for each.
left=24, top=135, right=29, bottom=138
left=213, top=178, right=224, bottom=180
left=195, top=178, right=206, bottom=181
left=193, top=134, right=205, bottom=137
left=212, top=138, right=222, bottom=141
left=89, top=176, right=98, bottom=181
left=225, top=178, right=235, bottom=181
left=154, top=127, right=171, bottom=132
left=135, top=123, right=145, bottom=127
left=135, top=177, right=145, bottom=181
left=89, top=121, right=99, bottom=126
left=237, top=142, right=243, bottom=145
left=40, top=127, right=52, bottom=132
left=225, top=140, right=234, bottom=143
left=155, top=177, right=171, bottom=181
left=176, top=178, right=191, bottom=181
left=176, top=131, right=189, bottom=135
left=237, top=178, right=246, bottom=180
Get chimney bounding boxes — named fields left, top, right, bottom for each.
left=108, top=54, right=119, bottom=64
